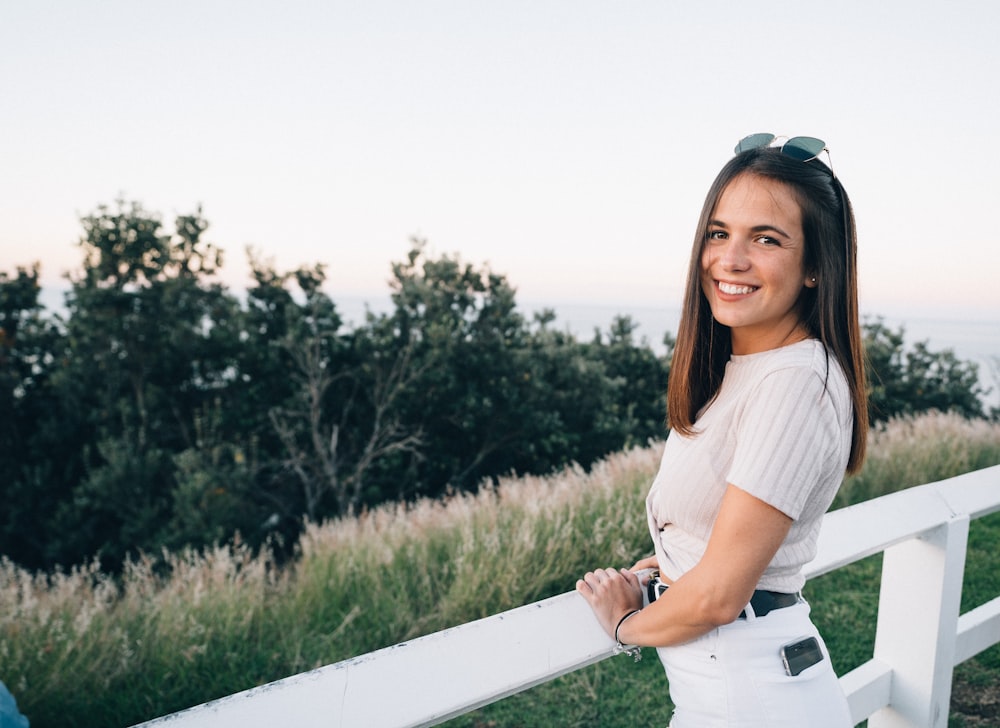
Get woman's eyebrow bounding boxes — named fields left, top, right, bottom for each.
left=749, top=223, right=791, bottom=238
left=708, top=219, right=792, bottom=239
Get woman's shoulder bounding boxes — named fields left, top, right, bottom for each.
left=731, top=339, right=849, bottom=399
left=731, top=338, right=828, bottom=375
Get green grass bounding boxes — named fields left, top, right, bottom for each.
left=1, top=412, right=998, bottom=727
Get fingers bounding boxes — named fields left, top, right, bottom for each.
left=577, top=567, right=648, bottom=604
left=576, top=569, right=619, bottom=611
left=581, top=568, right=613, bottom=584
left=576, top=569, right=601, bottom=592
left=576, top=568, right=644, bottom=639
left=629, top=555, right=659, bottom=572
left=619, top=567, right=640, bottom=588
left=577, top=568, right=628, bottom=594
left=576, top=573, right=605, bottom=606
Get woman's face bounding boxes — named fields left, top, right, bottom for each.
left=700, top=173, right=816, bottom=355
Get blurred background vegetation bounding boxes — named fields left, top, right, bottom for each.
left=1, top=200, right=994, bottom=574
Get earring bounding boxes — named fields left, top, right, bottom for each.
left=811, top=277, right=817, bottom=283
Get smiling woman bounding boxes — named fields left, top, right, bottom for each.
left=701, top=174, right=817, bottom=355
left=577, top=135, right=868, bottom=727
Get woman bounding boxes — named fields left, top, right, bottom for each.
left=576, top=134, right=868, bottom=727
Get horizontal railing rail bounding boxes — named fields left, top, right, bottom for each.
left=137, top=464, right=1000, bottom=728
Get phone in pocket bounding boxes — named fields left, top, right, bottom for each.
left=780, top=636, right=823, bottom=676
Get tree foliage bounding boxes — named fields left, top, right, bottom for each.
left=0, top=202, right=991, bottom=570
left=864, top=318, right=986, bottom=422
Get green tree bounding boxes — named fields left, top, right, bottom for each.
left=47, top=200, right=246, bottom=566
left=0, top=264, right=68, bottom=566
left=261, top=261, right=425, bottom=519
left=163, top=401, right=262, bottom=550
left=383, top=241, right=543, bottom=498
left=864, top=318, right=985, bottom=423
left=590, top=315, right=670, bottom=449
left=380, top=242, right=665, bottom=501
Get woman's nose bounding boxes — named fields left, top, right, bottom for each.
left=718, top=239, right=750, bottom=271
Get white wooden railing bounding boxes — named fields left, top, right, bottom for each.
left=137, top=464, right=1000, bottom=728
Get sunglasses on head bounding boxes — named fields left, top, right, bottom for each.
left=735, top=133, right=834, bottom=174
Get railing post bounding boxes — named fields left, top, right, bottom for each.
left=868, top=514, right=969, bottom=728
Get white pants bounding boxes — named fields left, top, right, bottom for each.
left=656, top=600, right=852, bottom=727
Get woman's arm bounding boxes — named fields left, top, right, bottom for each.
left=577, top=484, right=792, bottom=647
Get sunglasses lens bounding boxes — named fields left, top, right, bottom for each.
left=735, top=133, right=775, bottom=154
left=782, top=136, right=826, bottom=161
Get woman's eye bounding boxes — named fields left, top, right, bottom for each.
left=756, top=235, right=781, bottom=246
left=707, top=230, right=727, bottom=241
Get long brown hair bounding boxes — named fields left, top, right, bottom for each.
left=666, top=147, right=868, bottom=473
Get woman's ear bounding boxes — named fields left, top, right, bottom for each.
left=805, top=274, right=818, bottom=288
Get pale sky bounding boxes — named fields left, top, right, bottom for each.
left=3, top=0, right=999, bottom=322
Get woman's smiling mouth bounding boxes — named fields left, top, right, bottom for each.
left=717, top=281, right=759, bottom=295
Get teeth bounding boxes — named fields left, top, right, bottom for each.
left=719, top=282, right=757, bottom=295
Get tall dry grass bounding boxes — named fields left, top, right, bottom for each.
left=834, top=411, right=1000, bottom=508
left=287, top=444, right=662, bottom=653
left=1, top=412, right=998, bottom=727
left=0, top=543, right=285, bottom=726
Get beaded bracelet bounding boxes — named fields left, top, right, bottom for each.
left=613, top=609, right=642, bottom=661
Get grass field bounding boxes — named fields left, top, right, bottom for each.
left=2, top=411, right=999, bottom=727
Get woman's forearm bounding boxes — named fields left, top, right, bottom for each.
left=615, top=572, right=746, bottom=648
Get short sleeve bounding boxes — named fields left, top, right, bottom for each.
left=727, top=365, right=842, bottom=519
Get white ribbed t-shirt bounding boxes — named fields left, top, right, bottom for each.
left=645, top=339, right=853, bottom=594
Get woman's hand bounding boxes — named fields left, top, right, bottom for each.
left=630, top=555, right=659, bottom=572
left=630, top=555, right=674, bottom=587
left=575, top=568, right=643, bottom=639
left=629, top=554, right=668, bottom=582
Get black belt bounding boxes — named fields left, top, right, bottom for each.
left=647, top=574, right=798, bottom=619
left=740, top=589, right=799, bottom=619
